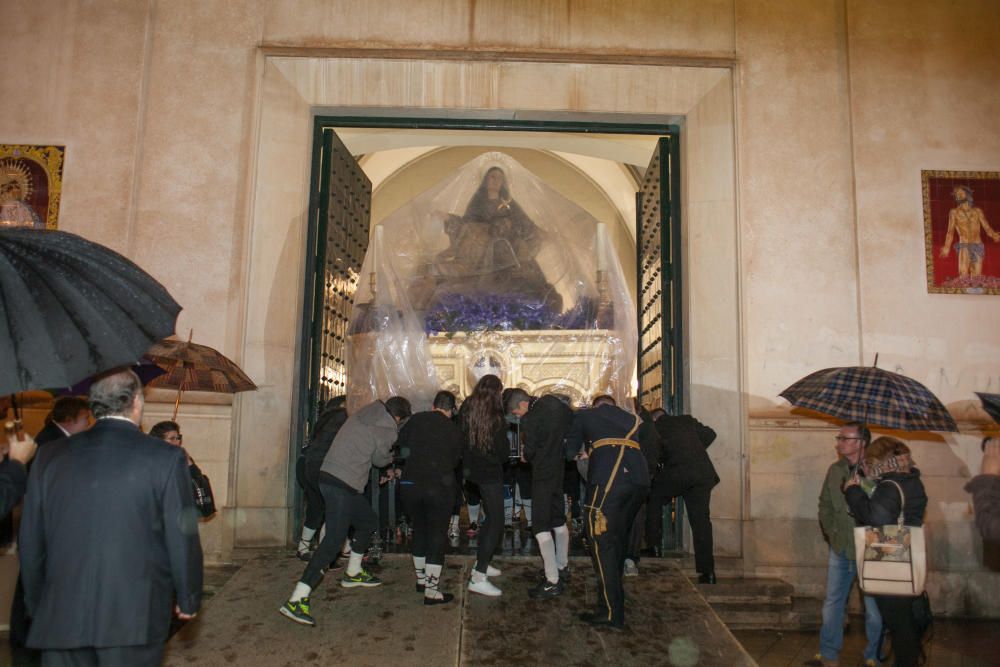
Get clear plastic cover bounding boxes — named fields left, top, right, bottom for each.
left=346, top=151, right=636, bottom=414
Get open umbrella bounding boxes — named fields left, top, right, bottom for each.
left=0, top=227, right=181, bottom=396
left=780, top=362, right=958, bottom=432
left=51, top=357, right=167, bottom=396
left=976, top=393, right=1000, bottom=425
left=144, top=333, right=257, bottom=420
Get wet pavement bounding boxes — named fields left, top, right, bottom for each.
left=162, top=552, right=755, bottom=667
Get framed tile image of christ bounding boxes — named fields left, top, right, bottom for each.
left=923, top=170, right=1000, bottom=295
left=0, top=144, right=65, bottom=229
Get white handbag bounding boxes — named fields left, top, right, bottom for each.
left=854, top=479, right=927, bottom=596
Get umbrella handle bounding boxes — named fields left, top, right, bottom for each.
left=172, top=387, right=183, bottom=422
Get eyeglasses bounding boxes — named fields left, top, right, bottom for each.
left=834, top=436, right=861, bottom=442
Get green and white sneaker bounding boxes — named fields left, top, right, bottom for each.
left=278, top=597, right=315, bottom=626
left=341, top=568, right=383, bottom=588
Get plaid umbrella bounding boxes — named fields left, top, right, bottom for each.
left=144, top=335, right=256, bottom=420
left=976, top=393, right=1000, bottom=424
left=780, top=365, right=958, bottom=432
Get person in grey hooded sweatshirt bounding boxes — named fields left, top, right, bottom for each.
left=280, top=397, right=411, bottom=626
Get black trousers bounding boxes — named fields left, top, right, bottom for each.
left=301, top=480, right=377, bottom=588
left=531, top=473, right=566, bottom=535
left=295, top=457, right=325, bottom=532
left=876, top=595, right=924, bottom=667
left=400, top=483, right=452, bottom=564
left=563, top=462, right=582, bottom=519
left=584, top=479, right=647, bottom=625
left=474, top=482, right=504, bottom=573
left=646, top=483, right=715, bottom=574
left=626, top=500, right=647, bottom=561
left=41, top=642, right=164, bottom=667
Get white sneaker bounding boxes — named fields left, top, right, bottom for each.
left=486, top=564, right=502, bottom=577
left=624, top=558, right=639, bottom=577
left=468, top=577, right=502, bottom=597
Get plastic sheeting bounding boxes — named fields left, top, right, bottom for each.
left=346, top=152, right=636, bottom=414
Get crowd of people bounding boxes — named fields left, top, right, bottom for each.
left=1, top=368, right=999, bottom=666
left=279, top=373, right=721, bottom=630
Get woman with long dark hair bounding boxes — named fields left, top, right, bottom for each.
left=462, top=374, right=509, bottom=596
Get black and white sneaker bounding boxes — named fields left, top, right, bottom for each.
left=278, top=598, right=315, bottom=626
left=528, top=578, right=564, bottom=600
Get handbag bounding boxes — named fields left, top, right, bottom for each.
left=189, top=462, right=217, bottom=518
left=854, top=479, right=926, bottom=596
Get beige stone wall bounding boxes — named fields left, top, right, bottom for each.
left=3, top=0, right=999, bottom=619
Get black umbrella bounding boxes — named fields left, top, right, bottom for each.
left=51, top=356, right=167, bottom=396
left=976, top=393, right=1000, bottom=425
left=0, top=228, right=181, bottom=395
left=780, top=363, right=958, bottom=432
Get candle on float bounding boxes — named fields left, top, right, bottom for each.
left=596, top=223, right=608, bottom=272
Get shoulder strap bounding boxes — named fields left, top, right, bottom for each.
left=625, top=413, right=642, bottom=440
left=882, top=479, right=906, bottom=527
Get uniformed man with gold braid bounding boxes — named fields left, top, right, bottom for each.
left=566, top=395, right=657, bottom=630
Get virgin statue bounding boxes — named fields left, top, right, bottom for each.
left=431, top=166, right=561, bottom=311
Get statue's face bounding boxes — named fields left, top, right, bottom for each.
left=954, top=188, right=970, bottom=204
left=486, top=170, right=504, bottom=192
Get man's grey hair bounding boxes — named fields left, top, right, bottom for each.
left=88, top=369, right=143, bottom=419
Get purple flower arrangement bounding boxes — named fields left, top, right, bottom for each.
left=423, top=293, right=600, bottom=333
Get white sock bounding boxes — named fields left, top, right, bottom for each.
left=553, top=525, right=570, bottom=570
left=536, top=532, right=559, bottom=583
left=298, top=527, right=317, bottom=552
left=341, top=537, right=351, bottom=556
left=290, top=581, right=311, bottom=602
left=346, top=551, right=364, bottom=576
left=425, top=563, right=444, bottom=599
left=449, top=515, right=459, bottom=530
left=471, top=569, right=487, bottom=584
left=522, top=499, right=532, bottom=525
left=468, top=504, right=480, bottom=524
left=413, top=555, right=426, bottom=584
left=318, top=524, right=326, bottom=542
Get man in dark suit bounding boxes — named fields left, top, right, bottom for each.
left=19, top=370, right=203, bottom=666
left=508, top=390, right=575, bottom=600
left=33, top=397, right=91, bottom=446
left=647, top=412, right=719, bottom=583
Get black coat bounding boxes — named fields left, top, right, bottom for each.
left=303, top=407, right=348, bottom=475
left=19, top=418, right=203, bottom=649
left=845, top=469, right=927, bottom=527
left=522, top=395, right=574, bottom=480
left=653, top=415, right=719, bottom=496
left=34, top=422, right=68, bottom=446
left=0, top=459, right=27, bottom=519
left=463, top=425, right=509, bottom=485
left=398, top=410, right=464, bottom=489
left=565, top=405, right=655, bottom=488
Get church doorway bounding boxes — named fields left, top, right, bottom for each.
left=294, top=114, right=687, bottom=553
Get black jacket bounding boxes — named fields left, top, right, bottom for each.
left=0, top=459, right=27, bottom=519
left=522, top=395, right=574, bottom=480
left=19, top=418, right=203, bottom=649
left=398, top=410, right=464, bottom=489
left=463, top=425, right=509, bottom=485
left=653, top=415, right=719, bottom=496
left=34, top=422, right=68, bottom=446
left=566, top=405, right=655, bottom=488
left=303, top=407, right=348, bottom=474
left=845, top=469, right=927, bottom=527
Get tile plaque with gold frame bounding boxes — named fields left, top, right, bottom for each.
left=0, top=144, right=65, bottom=229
